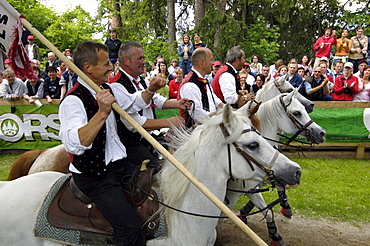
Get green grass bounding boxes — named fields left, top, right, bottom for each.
left=0, top=154, right=19, bottom=181
left=1, top=154, right=369, bottom=226
left=235, top=157, right=370, bottom=226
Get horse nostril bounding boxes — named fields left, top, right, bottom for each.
left=295, top=169, right=302, bottom=183
left=320, top=131, right=326, bottom=137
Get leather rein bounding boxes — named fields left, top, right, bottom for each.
left=278, top=94, right=314, bottom=146
left=219, top=123, right=279, bottom=183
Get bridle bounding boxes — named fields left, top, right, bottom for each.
left=274, top=78, right=288, bottom=93
left=219, top=123, right=279, bottom=185
left=278, top=94, right=314, bottom=146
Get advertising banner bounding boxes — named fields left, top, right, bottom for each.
left=0, top=102, right=369, bottom=149
left=0, top=103, right=60, bottom=149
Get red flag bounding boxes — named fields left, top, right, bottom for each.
left=0, top=0, right=35, bottom=80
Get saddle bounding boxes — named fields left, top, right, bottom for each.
left=47, top=160, right=160, bottom=236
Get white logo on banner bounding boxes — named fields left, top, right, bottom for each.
left=364, top=108, right=370, bottom=139
left=0, top=113, right=60, bottom=142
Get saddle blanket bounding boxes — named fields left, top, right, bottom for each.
left=34, top=174, right=168, bottom=245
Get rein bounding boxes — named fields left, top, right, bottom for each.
left=219, top=123, right=279, bottom=180
left=278, top=94, right=314, bottom=146
left=132, top=178, right=283, bottom=219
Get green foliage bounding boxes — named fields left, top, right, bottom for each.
left=8, top=0, right=57, bottom=36
left=141, top=36, right=178, bottom=66
left=242, top=16, right=280, bottom=65
left=44, top=6, right=103, bottom=53
left=235, top=158, right=370, bottom=225
left=101, top=0, right=168, bottom=43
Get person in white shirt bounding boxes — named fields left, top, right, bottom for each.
left=59, top=41, right=166, bottom=246
left=179, top=47, right=223, bottom=126
left=211, top=46, right=248, bottom=108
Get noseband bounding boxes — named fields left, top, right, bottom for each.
left=279, top=94, right=314, bottom=145
left=219, top=123, right=279, bottom=182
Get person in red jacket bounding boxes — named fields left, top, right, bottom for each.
left=313, top=27, right=337, bottom=69
left=332, top=62, right=359, bottom=101
left=169, top=68, right=184, bottom=99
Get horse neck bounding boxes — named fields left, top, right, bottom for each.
left=256, top=99, right=281, bottom=144
left=255, top=82, right=280, bottom=103
left=162, top=137, right=229, bottom=245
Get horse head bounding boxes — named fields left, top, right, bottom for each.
left=279, top=88, right=326, bottom=144
left=222, top=103, right=302, bottom=188
left=274, top=76, right=314, bottom=113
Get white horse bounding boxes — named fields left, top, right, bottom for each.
left=255, top=75, right=315, bottom=114
left=0, top=104, right=301, bottom=246
left=6, top=76, right=313, bottom=181
left=225, top=88, right=326, bottom=246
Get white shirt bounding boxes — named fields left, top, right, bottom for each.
left=119, top=68, right=167, bottom=119
left=180, top=68, right=222, bottom=122
left=59, top=77, right=149, bottom=173
left=219, top=63, right=239, bottom=104
left=27, top=44, right=34, bottom=60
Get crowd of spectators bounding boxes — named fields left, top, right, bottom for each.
left=1, top=27, right=370, bottom=105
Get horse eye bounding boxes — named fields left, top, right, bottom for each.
left=293, top=111, right=301, bottom=117
left=246, top=142, right=259, bottom=150
left=286, top=88, right=293, bottom=93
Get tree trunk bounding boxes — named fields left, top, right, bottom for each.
left=167, top=0, right=176, bottom=44
left=194, top=0, right=206, bottom=28
left=109, top=0, right=122, bottom=28
left=214, top=0, right=227, bottom=59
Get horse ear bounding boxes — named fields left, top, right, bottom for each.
left=237, top=101, right=252, bottom=117
left=222, top=103, right=235, bottom=127
left=283, top=89, right=295, bottom=105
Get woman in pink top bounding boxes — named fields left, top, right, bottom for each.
left=353, top=65, right=370, bottom=101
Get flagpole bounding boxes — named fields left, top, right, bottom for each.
left=20, top=18, right=267, bottom=246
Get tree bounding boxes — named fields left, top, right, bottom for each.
left=167, top=0, right=176, bottom=44
left=43, top=6, right=103, bottom=53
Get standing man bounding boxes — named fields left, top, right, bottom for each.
left=24, top=35, right=41, bottom=61
left=179, top=47, right=223, bottom=127
left=59, top=41, right=165, bottom=246
left=212, top=46, right=252, bottom=108
left=105, top=28, right=122, bottom=65
left=313, top=27, right=337, bottom=69
left=334, top=28, right=352, bottom=65
left=349, top=26, right=368, bottom=73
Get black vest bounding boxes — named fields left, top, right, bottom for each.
left=111, top=71, right=155, bottom=145
left=61, top=83, right=122, bottom=177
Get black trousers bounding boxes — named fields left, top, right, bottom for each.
left=72, top=160, right=143, bottom=246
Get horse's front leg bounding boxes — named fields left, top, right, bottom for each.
left=277, top=186, right=292, bottom=218
left=247, top=193, right=286, bottom=246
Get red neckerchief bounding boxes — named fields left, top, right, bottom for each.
left=197, top=77, right=208, bottom=91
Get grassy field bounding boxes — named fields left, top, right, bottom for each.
left=1, top=154, right=369, bottom=226
left=235, top=157, right=370, bottom=226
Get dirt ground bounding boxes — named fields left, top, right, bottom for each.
left=217, top=212, right=370, bottom=246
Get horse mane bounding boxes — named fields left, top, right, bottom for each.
left=257, top=94, right=288, bottom=133
left=160, top=107, right=246, bottom=212
left=7, top=149, right=45, bottom=180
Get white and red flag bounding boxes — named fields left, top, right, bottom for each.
left=0, top=0, right=34, bottom=79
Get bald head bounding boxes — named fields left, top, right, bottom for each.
left=192, top=47, right=213, bottom=76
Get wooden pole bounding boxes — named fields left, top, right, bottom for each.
left=21, top=18, right=267, bottom=246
